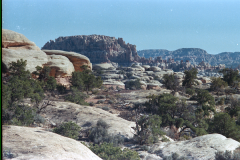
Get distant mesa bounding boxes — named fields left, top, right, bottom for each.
left=42, top=35, right=142, bottom=64
left=137, top=48, right=240, bottom=68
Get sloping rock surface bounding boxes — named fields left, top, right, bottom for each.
left=45, top=55, right=75, bottom=77
left=42, top=50, right=92, bottom=71
left=2, top=29, right=48, bottom=73
left=148, top=134, right=240, bottom=160
left=2, top=125, right=102, bottom=160
left=43, top=101, right=135, bottom=138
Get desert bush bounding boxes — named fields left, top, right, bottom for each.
left=56, top=84, right=67, bottom=94
left=118, top=111, right=134, bottom=121
left=161, top=136, right=170, bottom=142
left=45, top=76, right=57, bottom=91
left=88, top=142, right=140, bottom=160
left=186, top=88, right=195, bottom=96
left=102, top=106, right=110, bottom=111
left=125, top=79, right=142, bottom=90
left=34, top=113, right=45, bottom=124
left=217, top=98, right=225, bottom=105
left=88, top=119, right=124, bottom=146
left=108, top=100, right=114, bottom=104
left=89, top=102, right=95, bottom=106
left=95, top=95, right=106, bottom=99
left=92, top=89, right=99, bottom=94
left=53, top=121, right=81, bottom=140
left=65, top=87, right=89, bottom=105
left=133, top=114, right=165, bottom=145
left=97, top=100, right=105, bottom=104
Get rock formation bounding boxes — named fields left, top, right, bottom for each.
left=138, top=48, right=240, bottom=68
left=42, top=35, right=141, bottom=64
left=142, top=133, right=240, bottom=160
left=2, top=125, right=102, bottom=160
left=42, top=50, right=92, bottom=71
left=2, top=29, right=49, bottom=73
left=2, top=29, right=92, bottom=78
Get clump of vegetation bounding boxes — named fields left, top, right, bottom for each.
left=219, top=68, right=240, bottom=87
left=182, top=68, right=198, bottom=88
left=70, top=65, right=102, bottom=93
left=56, top=84, right=67, bottom=94
left=65, top=87, right=89, bottom=105
left=133, top=114, right=165, bottom=145
left=95, top=95, right=106, bottom=99
left=217, top=97, right=225, bottom=105
left=88, top=119, right=124, bottom=146
left=125, top=79, right=142, bottom=90
left=88, top=142, right=140, bottom=160
left=2, top=59, right=45, bottom=125
left=53, top=121, right=81, bottom=140
left=162, top=74, right=179, bottom=93
left=102, top=106, right=110, bottom=111
left=210, top=77, right=228, bottom=95
left=208, top=112, right=240, bottom=142
left=185, top=88, right=195, bottom=96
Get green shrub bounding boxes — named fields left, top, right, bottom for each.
left=102, top=106, right=110, bottom=111
left=10, top=105, right=36, bottom=126
left=34, top=114, right=45, bottom=124
left=88, top=142, right=140, bottom=160
left=161, top=136, right=170, bottom=142
left=96, top=95, right=106, bottom=99
left=186, top=88, right=195, bottom=96
left=97, top=100, right=105, bottom=104
left=65, top=87, right=89, bottom=105
left=89, top=102, right=95, bottom=106
left=45, top=76, right=57, bottom=91
left=125, top=79, right=142, bottom=90
left=57, top=84, right=67, bottom=94
left=88, top=119, right=124, bottom=146
left=217, top=98, right=225, bottom=105
left=53, top=121, right=81, bottom=140
left=3, top=148, right=17, bottom=159
left=133, top=115, right=165, bottom=145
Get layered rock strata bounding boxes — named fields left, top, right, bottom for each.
left=42, top=35, right=141, bottom=64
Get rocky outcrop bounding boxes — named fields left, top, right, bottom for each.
left=43, top=101, right=135, bottom=138
left=138, top=48, right=240, bottom=68
left=42, top=50, right=92, bottom=71
left=2, top=29, right=49, bottom=73
left=42, top=35, right=140, bottom=64
left=45, top=55, right=75, bottom=77
left=2, top=125, right=102, bottom=160
left=139, top=134, right=240, bottom=160
left=2, top=29, right=92, bottom=78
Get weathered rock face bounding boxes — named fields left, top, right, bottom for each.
left=42, top=50, right=92, bottom=71
left=2, top=125, right=102, bottom=160
left=45, top=55, right=75, bottom=77
left=42, top=35, right=140, bottom=64
left=2, top=29, right=36, bottom=48
left=147, top=134, right=240, bottom=160
left=2, top=29, right=49, bottom=73
left=43, top=101, right=135, bottom=138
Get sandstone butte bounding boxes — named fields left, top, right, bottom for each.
left=2, top=29, right=92, bottom=78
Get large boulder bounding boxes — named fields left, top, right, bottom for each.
left=93, top=63, right=114, bottom=70
left=148, top=134, right=240, bottom=160
left=45, top=55, right=75, bottom=77
left=42, top=50, right=92, bottom=71
left=2, top=125, right=102, bottom=160
left=2, top=29, right=49, bottom=73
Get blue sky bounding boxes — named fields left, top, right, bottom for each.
left=2, top=0, right=240, bottom=54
